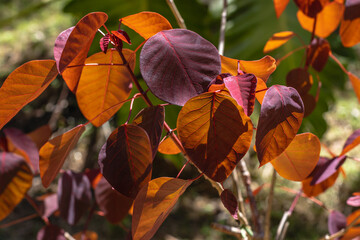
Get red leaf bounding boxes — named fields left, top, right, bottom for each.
left=99, top=34, right=110, bottom=53
left=286, top=68, right=313, bottom=95
left=344, top=0, right=360, bottom=20
left=310, top=156, right=346, bottom=185
left=306, top=38, right=330, bottom=72
left=220, top=189, right=239, bottom=220
left=256, top=85, right=304, bottom=166
left=112, top=30, right=131, bottom=44
left=98, top=124, right=152, bottom=198
left=140, top=29, right=221, bottom=106
left=328, top=210, right=347, bottom=235
left=294, top=0, right=329, bottom=18
left=302, top=168, right=339, bottom=197
left=340, top=129, right=360, bottom=156
left=37, top=225, right=66, bottom=240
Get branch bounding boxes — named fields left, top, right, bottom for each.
left=0, top=213, right=38, bottom=228
left=166, top=0, right=186, bottom=29
left=264, top=169, right=277, bottom=240
left=320, top=214, right=360, bottom=240
left=232, top=167, right=247, bottom=218
left=211, top=223, right=245, bottom=239
left=218, top=0, right=228, bottom=55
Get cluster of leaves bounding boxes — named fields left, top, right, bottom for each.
left=0, top=0, right=359, bottom=239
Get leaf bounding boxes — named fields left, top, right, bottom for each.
left=271, top=133, right=320, bottom=181
left=132, top=177, right=192, bottom=240
left=95, top=177, right=133, bottom=224
left=39, top=124, right=86, bottom=188
left=297, top=1, right=345, bottom=38
left=263, top=31, right=295, bottom=53
left=343, top=0, right=360, bottom=20
left=223, top=73, right=257, bottom=116
left=340, top=3, right=360, bottom=48
left=294, top=0, right=329, bottom=18
left=273, top=0, right=290, bottom=18
left=0, top=152, right=33, bottom=221
left=158, top=137, right=182, bottom=155
left=302, top=93, right=317, bottom=117
left=306, top=38, right=331, bottom=72
left=347, top=194, right=360, bottom=207
left=256, top=85, right=304, bottom=166
left=27, top=125, right=52, bottom=150
left=286, top=68, right=313, bottom=95
left=343, top=210, right=360, bottom=240
left=132, top=106, right=165, bottom=159
left=38, top=193, right=58, bottom=218
left=140, top=29, right=221, bottom=106
left=73, top=231, right=98, bottom=240
left=0, top=60, right=58, bottom=130
left=177, top=92, right=253, bottom=182
left=76, top=49, right=134, bottom=127
left=4, top=128, right=39, bottom=174
left=348, top=72, right=360, bottom=103
left=255, top=78, right=267, bottom=104
left=37, top=225, right=66, bottom=240
left=328, top=210, right=347, bottom=235
left=84, top=168, right=102, bottom=189
left=310, top=156, right=346, bottom=185
left=58, top=170, right=91, bottom=225
left=121, top=11, right=172, bottom=40
left=221, top=55, right=276, bottom=82
left=99, top=33, right=110, bottom=54
left=220, top=189, right=239, bottom=220
left=98, top=124, right=152, bottom=198
left=341, top=129, right=360, bottom=155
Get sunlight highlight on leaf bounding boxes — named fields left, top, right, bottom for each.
left=263, top=31, right=295, bottom=53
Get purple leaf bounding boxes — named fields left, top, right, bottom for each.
left=37, top=225, right=66, bottom=240
left=223, top=74, right=257, bottom=116
left=328, top=210, right=347, bottom=236
left=57, top=170, right=91, bottom=225
left=310, top=156, right=346, bottom=185
left=99, top=33, right=110, bottom=53
left=54, top=27, right=74, bottom=73
left=341, top=129, right=360, bottom=156
left=220, top=189, right=239, bottom=220
left=38, top=194, right=58, bottom=218
left=347, top=194, right=360, bottom=207
left=140, top=29, right=221, bottom=106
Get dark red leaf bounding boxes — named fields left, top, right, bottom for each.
left=286, top=68, right=313, bottom=95
left=223, top=74, right=257, bottom=116
left=220, top=189, right=238, bottom=220
left=294, top=0, right=329, bottom=18
left=99, top=34, right=110, bottom=53
left=112, top=30, right=131, bottom=44
left=95, top=177, right=133, bottom=224
left=341, top=129, right=360, bottom=156
left=57, top=170, right=91, bottom=225
left=140, top=29, right=221, bottom=106
left=98, top=124, right=152, bottom=198
left=328, top=210, right=347, bottom=235
left=344, top=0, right=360, bottom=20
left=38, top=193, right=58, bottom=218
left=54, top=27, right=74, bottom=72
left=37, top=225, right=66, bottom=240
left=347, top=194, right=360, bottom=207
left=306, top=38, right=330, bottom=72
left=84, top=168, right=102, bottom=189
left=310, top=156, right=346, bottom=185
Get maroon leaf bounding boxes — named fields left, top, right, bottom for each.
left=84, top=168, right=101, bottom=189
left=220, top=189, right=239, bottom=220
left=294, top=0, right=329, bottom=18
left=95, top=177, right=133, bottom=224
left=140, top=29, right=221, bottom=106
left=347, top=194, right=360, bottom=207
left=286, top=68, right=313, bottom=95
left=98, top=124, right=152, bottom=199
left=37, top=225, right=66, bottom=240
left=112, top=30, right=131, bottom=44
left=310, top=156, right=346, bottom=185
left=306, top=38, right=330, bottom=72
left=99, top=34, right=110, bottom=53
left=4, top=128, right=39, bottom=174
left=57, top=170, right=91, bottom=225
left=328, top=210, right=347, bottom=235
left=344, top=0, right=360, bottom=20
left=132, top=106, right=165, bottom=159
left=223, top=73, right=257, bottom=116
left=341, top=129, right=360, bottom=156
left=38, top=193, right=58, bottom=218
left=54, top=27, right=74, bottom=72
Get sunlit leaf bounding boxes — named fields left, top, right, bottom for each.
left=255, top=78, right=267, bottom=104
left=0, top=60, right=58, bottom=130
left=0, top=152, right=33, bottom=221
left=340, top=129, right=360, bottom=156
left=348, top=72, right=360, bottom=103
left=306, top=38, right=330, bottom=72
left=121, top=12, right=172, bottom=40
left=76, top=49, right=134, bottom=127
left=58, top=170, right=91, bottom=225
left=328, top=210, right=347, bottom=235
left=340, top=0, right=360, bottom=48
left=37, top=225, right=66, bottom=240
left=27, top=125, right=52, bottom=150
left=140, top=29, right=221, bottom=106
left=310, top=156, right=346, bottom=185
left=343, top=210, right=360, bottom=240
left=263, top=31, right=295, bottom=53
left=273, top=0, right=290, bottom=18
left=221, top=55, right=276, bottom=82
left=132, top=177, right=192, bottom=240
left=294, top=0, right=329, bottom=18
left=158, top=137, right=182, bottom=155
left=39, top=124, right=86, bottom=188
left=98, top=124, right=152, bottom=198
left=95, top=177, right=133, bottom=224
left=132, top=106, right=165, bottom=158
left=73, top=231, right=98, bottom=240
left=297, top=1, right=344, bottom=38
left=220, top=189, right=238, bottom=220
left=256, top=85, right=304, bottom=166
left=286, top=68, right=313, bottom=95
left=177, top=92, right=253, bottom=182
left=271, top=133, right=320, bottom=181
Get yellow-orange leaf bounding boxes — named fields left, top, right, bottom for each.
left=121, top=12, right=172, bottom=40
left=263, top=31, right=295, bottom=53
left=73, top=231, right=98, bottom=240
left=271, top=133, right=320, bottom=181
left=255, top=78, right=267, bottom=104
left=0, top=60, right=58, bottom=130
left=274, top=0, right=290, bottom=18
left=348, top=72, right=360, bottom=103
left=340, top=7, right=360, bottom=47
left=302, top=170, right=339, bottom=197
left=76, top=49, right=135, bottom=127
left=221, top=55, right=276, bottom=82
left=158, top=137, right=182, bottom=155
left=297, top=1, right=344, bottom=38
left=39, top=124, right=85, bottom=188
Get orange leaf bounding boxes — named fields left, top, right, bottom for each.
left=340, top=2, right=360, bottom=47
left=0, top=60, right=58, bottom=130
left=221, top=55, right=276, bottom=82
left=274, top=0, right=290, bottom=18
left=158, top=136, right=182, bottom=155
left=302, top=170, right=339, bottom=197
left=177, top=92, right=253, bottom=182
left=255, top=78, right=267, bottom=104
left=76, top=49, right=135, bottom=127
left=121, top=12, right=172, bottom=40
left=263, top=31, right=295, bottom=53
left=294, top=0, right=329, bottom=18
left=27, top=125, right=52, bottom=150
left=132, top=177, right=192, bottom=240
left=297, top=1, right=344, bottom=38
left=39, top=124, right=86, bottom=188
left=343, top=209, right=360, bottom=240
left=348, top=72, right=360, bottom=103
left=271, top=133, right=320, bottom=181
left=73, top=231, right=98, bottom=240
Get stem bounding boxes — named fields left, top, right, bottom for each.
left=294, top=33, right=307, bottom=47
left=329, top=52, right=349, bottom=74
left=211, top=223, right=244, bottom=239
left=264, top=169, right=277, bottom=240
left=166, top=0, right=186, bottom=29
left=320, top=214, right=360, bottom=240
left=255, top=88, right=269, bottom=94
left=218, top=0, right=228, bottom=55
left=232, top=168, right=247, bottom=218
left=25, top=194, right=50, bottom=225
left=310, top=15, right=317, bottom=42
left=276, top=46, right=306, bottom=66
left=126, top=93, right=141, bottom=124
left=176, top=158, right=191, bottom=178
left=0, top=213, right=38, bottom=228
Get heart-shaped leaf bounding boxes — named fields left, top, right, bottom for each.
left=340, top=129, right=360, bottom=156
left=263, top=31, right=295, bottom=53
left=306, top=38, right=330, bottom=72
left=140, top=29, right=221, bottom=106
left=132, top=177, right=192, bottom=240
left=39, top=124, right=86, bottom=188
left=273, top=0, right=290, bottom=18
left=76, top=49, right=135, bottom=127
left=271, top=133, right=320, bottom=181
left=220, top=189, right=239, bottom=220
left=294, top=0, right=329, bottom=18
left=0, top=152, right=33, bottom=221
left=177, top=92, right=253, bottom=182
left=256, top=85, right=304, bottom=166
left=37, top=225, right=66, bottom=240
left=0, top=60, right=58, bottom=130
left=121, top=12, right=172, bottom=40
left=98, top=124, right=152, bottom=198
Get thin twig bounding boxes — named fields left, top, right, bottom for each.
left=211, top=223, right=245, bottom=239
left=232, top=168, right=247, bottom=218
left=264, top=169, right=277, bottom=240
left=0, top=213, right=38, bottom=229
left=329, top=52, right=349, bottom=74
left=320, top=214, right=360, bottom=240
left=218, top=0, right=228, bottom=55
left=25, top=194, right=50, bottom=225
left=166, top=0, right=186, bottom=29
left=276, top=45, right=306, bottom=66
left=310, top=15, right=317, bottom=42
